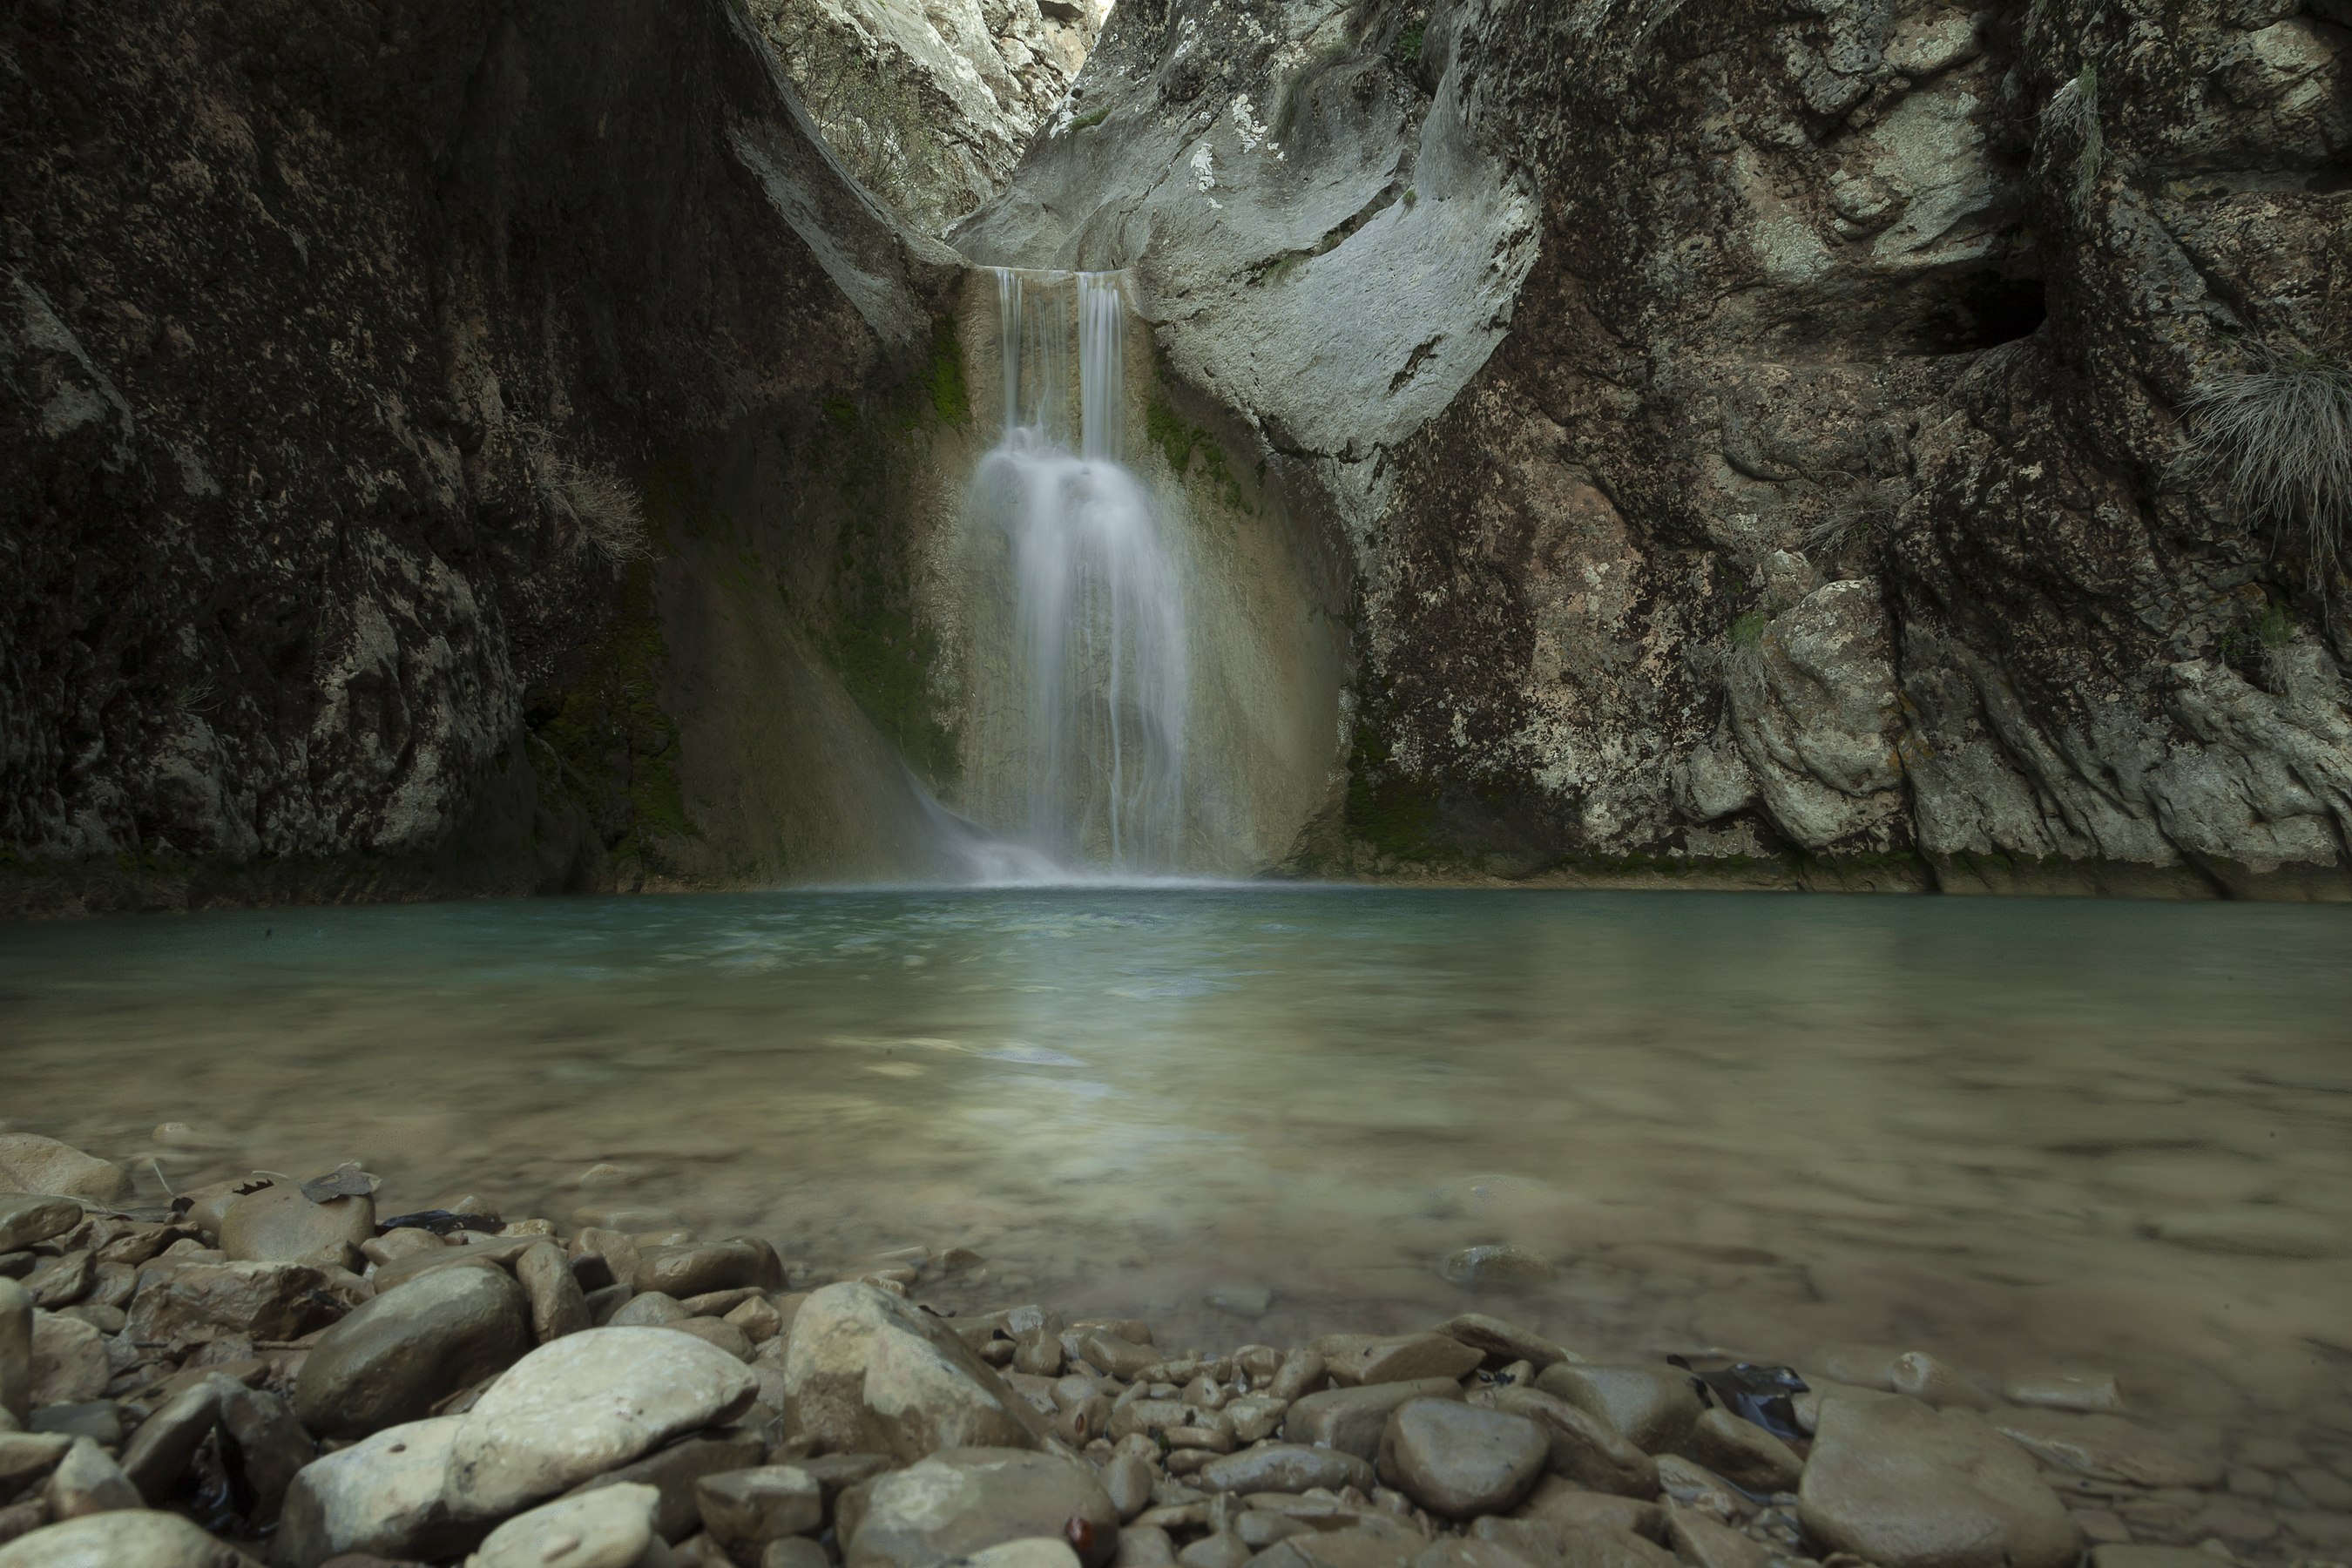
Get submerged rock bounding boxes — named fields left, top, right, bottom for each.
left=1799, top=1396, right=2080, bottom=1568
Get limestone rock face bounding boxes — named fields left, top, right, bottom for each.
left=783, top=1283, right=1051, bottom=1461
left=959, top=0, right=2352, bottom=896
left=1798, top=1396, right=2082, bottom=1568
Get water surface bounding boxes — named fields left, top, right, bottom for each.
left=4, top=887, right=2349, bottom=1452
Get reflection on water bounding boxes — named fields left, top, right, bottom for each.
left=3, top=889, right=2349, bottom=1449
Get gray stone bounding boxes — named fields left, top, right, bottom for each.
left=0, top=1509, right=249, bottom=1567
left=1112, top=1525, right=1174, bottom=1568
left=294, top=1258, right=531, bottom=1439
left=0, top=1139, right=129, bottom=1206
left=1652, top=1457, right=1748, bottom=1524
left=1102, top=1453, right=1153, bottom=1521
left=23, top=1256, right=90, bottom=1314
left=638, top=1239, right=781, bottom=1300
left=270, top=1415, right=474, bottom=1568
left=470, top=1482, right=660, bottom=1568
left=1282, top=1378, right=1465, bottom=1461
left=0, top=1434, right=72, bottom=1496
left=1194, top=1444, right=1373, bottom=1497
left=1439, top=1247, right=1556, bottom=1288
left=1509, top=1479, right=1664, bottom=1541
left=2087, top=1550, right=2229, bottom=1568
left=1531, top=1365, right=1700, bottom=1455
left=1433, top=1316, right=1573, bottom=1374
left=1485, top=1387, right=1655, bottom=1498
left=769, top=1539, right=835, bottom=1568
left=1240, top=1527, right=1417, bottom=1568
left=843, top=1448, right=1116, bottom=1568
left=1799, top=1396, right=2081, bottom=1568
left=566, top=1430, right=767, bottom=1542
left=612, top=1292, right=692, bottom=1328
left=1989, top=1409, right=2225, bottom=1489
left=24, top=1405, right=117, bottom=1449
left=1318, top=1335, right=1482, bottom=1389
left=1376, top=1398, right=1548, bottom=1519
left=123, top=1260, right=366, bottom=1348
left=27, top=1316, right=105, bottom=1408
left=444, top=1326, right=759, bottom=1520
left=41, top=1438, right=137, bottom=1521
left=213, top=1379, right=312, bottom=1525
left=699, top=1465, right=825, bottom=1557
left=1267, top=1352, right=1324, bottom=1404
left=959, top=1543, right=1084, bottom=1568
left=513, top=1241, right=591, bottom=1345
left=783, top=1284, right=1050, bottom=1463
left=1664, top=1514, right=1767, bottom=1568
left=0, top=1281, right=28, bottom=1427
left=218, top=1186, right=373, bottom=1272
left=2002, top=1372, right=2122, bottom=1415
left=368, top=1236, right=538, bottom=1294
left=666, top=1316, right=757, bottom=1362
left=1674, top=1408, right=1802, bottom=1493
left=118, top=1381, right=221, bottom=1504
left=0, top=1203, right=80, bottom=1259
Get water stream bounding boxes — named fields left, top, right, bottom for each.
left=956, top=269, right=1192, bottom=875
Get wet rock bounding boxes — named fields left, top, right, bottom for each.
left=963, top=1543, right=1083, bottom=1568
left=1889, top=1353, right=1994, bottom=1410
left=1267, top=1351, right=1324, bottom=1404
left=1434, top=1315, right=1572, bottom=1373
left=1799, top=1396, right=2080, bottom=1568
left=1675, top=1408, right=1802, bottom=1493
left=0, top=1202, right=80, bottom=1259
left=28, top=1316, right=106, bottom=1407
left=1224, top=1396, right=1285, bottom=1444
left=1175, top=1525, right=1248, bottom=1568
left=1440, top=1247, right=1555, bottom=1288
left=41, top=1438, right=137, bottom=1520
left=360, top=1229, right=445, bottom=1268
left=213, top=1379, right=312, bottom=1524
left=567, top=1430, right=767, bottom=1541
left=2002, top=1372, right=2121, bottom=1414
left=445, top=1326, right=758, bottom=1520
left=1652, top=1457, right=1748, bottom=1524
left=842, top=1448, right=1116, bottom=1568
left=1284, top=1378, right=1466, bottom=1461
left=23, top=1255, right=90, bottom=1314
left=1484, top=1387, right=1655, bottom=1497
left=514, top=1241, right=591, bottom=1344
left=0, top=1281, right=28, bottom=1426
left=698, top=1466, right=824, bottom=1558
left=1989, top=1410, right=2224, bottom=1488
left=639, top=1240, right=781, bottom=1300
left=271, top=1415, right=473, bottom=1568
left=1196, top=1444, right=1375, bottom=1496
left=1319, top=1335, right=1483, bottom=1389
left=1531, top=1365, right=1700, bottom=1454
left=470, top=1482, right=660, bottom=1568
left=219, top=1186, right=374, bottom=1272
left=725, top=1296, right=782, bottom=1345
left=124, top=1261, right=366, bottom=1348
left=370, top=1237, right=538, bottom=1294
left=294, top=1263, right=532, bottom=1438
left=1102, top=1453, right=1153, bottom=1521
left=1510, top=1478, right=1665, bottom=1540
left=0, top=1435, right=72, bottom=1495
left=1377, top=1398, right=1547, bottom=1519
left=0, top=1139, right=130, bottom=1206
left=612, top=1293, right=691, bottom=1328
left=1413, top=1541, right=1542, bottom=1568
left=784, top=1284, right=1050, bottom=1462
left=1663, top=1513, right=1767, bottom=1568
left=2087, top=1550, right=2233, bottom=1568
left=1204, top=1285, right=1273, bottom=1320
left=0, top=1509, right=250, bottom=1567
left=1547, top=1524, right=1682, bottom=1568
left=1074, top=1331, right=1156, bottom=1382
left=119, top=1382, right=221, bottom=1503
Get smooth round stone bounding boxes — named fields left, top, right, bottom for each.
left=29, top=1315, right=107, bottom=1408
left=666, top=1315, right=755, bottom=1362
left=1889, top=1353, right=1994, bottom=1410
left=1440, top=1247, right=1556, bottom=1287
left=1799, top=1396, right=2081, bottom=1568
left=1101, top=1452, right=1154, bottom=1521
left=784, top=1284, right=1050, bottom=1463
left=43, top=1436, right=139, bottom=1520
left=843, top=1448, right=1116, bottom=1568
left=274, top=1413, right=474, bottom=1566
left=611, top=1292, right=690, bottom=1328
left=1485, top=1387, right=1655, bottom=1497
left=699, top=1465, right=824, bottom=1557
left=0, top=1138, right=130, bottom=1206
left=1532, top=1363, right=1702, bottom=1454
left=1196, top=1443, right=1375, bottom=1496
left=1, top=1279, right=30, bottom=1426
left=2002, top=1371, right=2121, bottom=1414
left=0, top=1509, right=247, bottom=1567
left=218, top=1185, right=374, bottom=1271
left=0, top=1200, right=81, bottom=1258
left=516, top=1240, right=591, bottom=1344
left=444, top=1326, right=759, bottom=1519
left=471, top=1481, right=660, bottom=1568
left=1376, top=1398, right=1548, bottom=1518
left=294, top=1262, right=532, bottom=1439
left=1675, top=1407, right=1803, bottom=1493
left=956, top=1542, right=1083, bottom=1568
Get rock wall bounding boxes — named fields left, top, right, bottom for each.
left=957, top=0, right=2352, bottom=896
left=754, top=0, right=1110, bottom=233
left=1, top=0, right=977, bottom=915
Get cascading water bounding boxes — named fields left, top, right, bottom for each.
left=956, top=268, right=1193, bottom=875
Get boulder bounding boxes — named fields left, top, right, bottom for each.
left=1798, top=1396, right=2081, bottom=1568
left=1531, top=1365, right=1700, bottom=1454
left=293, top=1264, right=531, bottom=1438
left=842, top=1448, right=1116, bottom=1568
left=784, top=1285, right=1050, bottom=1462
left=0, top=1201, right=81, bottom=1258
left=1484, top=1388, right=1655, bottom=1498
left=443, top=1327, right=758, bottom=1520
left=1319, top=1335, right=1483, bottom=1388
left=564, top=1430, right=766, bottom=1541
left=27, top=1317, right=106, bottom=1408
left=470, top=1482, right=660, bottom=1568
left=698, top=1466, right=825, bottom=1558
left=1282, top=1378, right=1465, bottom=1461
left=218, top=1186, right=373, bottom=1272
left=0, top=1281, right=29, bottom=1426
left=1377, top=1399, right=1548, bottom=1519
left=0, top=1139, right=128, bottom=1206
left=123, top=1261, right=365, bottom=1347
left=1195, top=1444, right=1374, bottom=1496
left=0, top=1510, right=248, bottom=1567
left=271, top=1415, right=474, bottom=1568
left=514, top=1242, right=591, bottom=1343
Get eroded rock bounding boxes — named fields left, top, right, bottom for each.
left=784, top=1284, right=1049, bottom=1462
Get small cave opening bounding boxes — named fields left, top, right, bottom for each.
left=1901, top=271, right=2048, bottom=355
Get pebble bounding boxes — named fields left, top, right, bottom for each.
left=1285, top=1378, right=1466, bottom=1461
left=0, top=1435, right=72, bottom=1496
left=1675, top=1406, right=1802, bottom=1492
left=1103, top=1452, right=1155, bottom=1520
left=122, top=1260, right=366, bottom=1348
left=27, top=1316, right=106, bottom=1408
left=0, top=1509, right=249, bottom=1567
left=118, top=1382, right=220, bottom=1503
left=2004, top=1370, right=2123, bottom=1413
left=444, top=1326, right=758, bottom=1519
left=1531, top=1363, right=1700, bottom=1454
left=957, top=1541, right=1084, bottom=1568
left=1889, top=1351, right=1995, bottom=1410
left=1434, top=1315, right=1571, bottom=1373
left=1205, top=1284, right=1273, bottom=1319
left=515, top=1240, right=591, bottom=1344
left=294, top=1263, right=533, bottom=1439
left=1511, top=1477, right=1665, bottom=1539
left=1989, top=1410, right=2225, bottom=1489
left=1319, top=1334, right=1483, bottom=1388
left=1375, top=1398, right=1548, bottom=1519
left=1483, top=1386, right=1654, bottom=1497
left=844, top=1448, right=1117, bottom=1568
left=566, top=1429, right=765, bottom=1541
left=219, top=1184, right=375, bottom=1271
left=0, top=1201, right=80, bottom=1259
left=468, top=1481, right=660, bottom=1568
left=784, top=1283, right=1050, bottom=1461
left=1198, top=1443, right=1375, bottom=1496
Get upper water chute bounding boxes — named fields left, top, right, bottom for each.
left=961, top=267, right=1192, bottom=875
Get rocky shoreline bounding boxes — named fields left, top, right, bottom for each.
left=0, top=1132, right=2344, bottom=1568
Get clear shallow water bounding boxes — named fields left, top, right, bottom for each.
left=3, top=888, right=2350, bottom=1451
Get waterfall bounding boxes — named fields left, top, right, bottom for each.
left=959, top=268, right=1192, bottom=875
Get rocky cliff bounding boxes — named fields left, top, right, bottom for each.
left=2, top=0, right=982, bottom=915
left=956, top=0, right=2352, bottom=897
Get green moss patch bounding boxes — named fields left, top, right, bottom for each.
left=1147, top=394, right=1254, bottom=515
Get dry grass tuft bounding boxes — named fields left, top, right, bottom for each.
left=2180, top=351, right=2352, bottom=592
left=525, top=434, right=650, bottom=565
left=2042, top=68, right=2103, bottom=213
